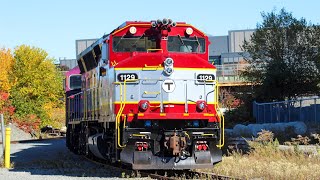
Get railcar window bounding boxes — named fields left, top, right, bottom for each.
left=167, top=36, right=205, bottom=53
left=113, top=35, right=157, bottom=52
left=69, top=75, right=81, bottom=90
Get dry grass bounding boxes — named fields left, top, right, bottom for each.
left=206, top=131, right=320, bottom=180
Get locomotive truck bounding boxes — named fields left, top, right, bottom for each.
left=66, top=19, right=224, bottom=170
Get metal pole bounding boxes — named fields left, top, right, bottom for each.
left=300, top=100, right=302, bottom=122
left=1, top=114, right=5, bottom=154
left=315, top=98, right=317, bottom=123
left=4, top=127, right=11, bottom=168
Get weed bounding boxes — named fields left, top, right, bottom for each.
left=207, top=130, right=320, bottom=179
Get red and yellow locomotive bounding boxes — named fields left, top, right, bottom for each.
left=66, top=19, right=224, bottom=170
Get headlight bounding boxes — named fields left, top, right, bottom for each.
left=164, top=67, right=173, bottom=75
left=164, top=58, right=174, bottom=66
left=186, top=27, right=193, bottom=35
left=129, top=26, right=137, bottom=34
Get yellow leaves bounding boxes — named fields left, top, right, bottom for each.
left=0, top=48, right=14, bottom=92
left=43, top=102, right=65, bottom=128
left=10, top=45, right=64, bottom=127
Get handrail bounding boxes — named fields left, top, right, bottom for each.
left=143, top=64, right=162, bottom=70
left=147, top=49, right=163, bottom=53
left=215, top=80, right=225, bottom=148
left=114, top=79, right=138, bottom=148
left=143, top=91, right=161, bottom=95
left=114, top=82, right=126, bottom=148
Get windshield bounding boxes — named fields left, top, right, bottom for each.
left=113, top=35, right=157, bottom=52
left=69, top=75, right=81, bottom=90
left=167, top=36, right=205, bottom=53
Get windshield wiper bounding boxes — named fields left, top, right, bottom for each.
left=113, top=34, right=126, bottom=50
left=195, top=36, right=200, bottom=52
left=131, top=33, right=145, bottom=48
left=178, top=35, right=191, bottom=52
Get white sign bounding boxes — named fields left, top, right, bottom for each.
left=162, top=79, right=176, bottom=93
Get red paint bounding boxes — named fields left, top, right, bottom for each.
left=108, top=21, right=214, bottom=70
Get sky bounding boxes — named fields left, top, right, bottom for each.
left=1, top=0, right=320, bottom=61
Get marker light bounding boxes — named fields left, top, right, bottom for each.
left=157, top=19, right=162, bottom=24
left=129, top=26, right=137, bottom=34
left=139, top=100, right=150, bottom=112
left=196, top=101, right=206, bottom=111
left=164, top=58, right=174, bottom=66
left=193, top=120, right=199, bottom=127
left=186, top=27, right=193, bottom=35
left=144, top=120, right=151, bottom=127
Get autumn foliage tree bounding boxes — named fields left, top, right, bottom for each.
left=0, top=48, right=15, bottom=121
left=11, top=45, right=64, bottom=128
left=242, top=9, right=320, bottom=101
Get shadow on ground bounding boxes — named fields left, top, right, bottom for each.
left=9, top=138, right=124, bottom=178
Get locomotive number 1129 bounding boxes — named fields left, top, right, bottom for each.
left=117, top=73, right=138, bottom=82
left=197, top=74, right=215, bottom=82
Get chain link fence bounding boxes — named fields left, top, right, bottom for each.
left=253, top=96, right=320, bottom=124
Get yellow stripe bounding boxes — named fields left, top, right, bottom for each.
left=160, top=113, right=166, bottom=116
left=128, top=113, right=134, bottom=117
left=112, top=23, right=151, bottom=35
left=183, top=113, right=189, bottom=116
left=115, top=67, right=163, bottom=71
left=138, top=113, right=144, bottom=117
left=114, top=67, right=216, bottom=71
left=114, top=101, right=217, bottom=105
left=204, top=113, right=215, bottom=116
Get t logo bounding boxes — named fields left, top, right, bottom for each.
left=162, top=79, right=176, bottom=93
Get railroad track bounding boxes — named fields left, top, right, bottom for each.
left=8, top=137, right=239, bottom=179
left=83, top=154, right=239, bottom=180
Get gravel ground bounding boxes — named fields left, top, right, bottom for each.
left=0, top=123, right=34, bottom=142
left=0, top=138, right=150, bottom=180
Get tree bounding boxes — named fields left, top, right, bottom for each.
left=0, top=48, right=15, bottom=121
left=11, top=45, right=64, bottom=128
left=0, top=48, right=14, bottom=92
left=242, top=8, right=320, bottom=102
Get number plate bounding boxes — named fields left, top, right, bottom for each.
left=117, top=73, right=138, bottom=82
left=196, top=74, right=215, bottom=82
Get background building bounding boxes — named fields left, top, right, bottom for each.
left=59, top=39, right=98, bottom=70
